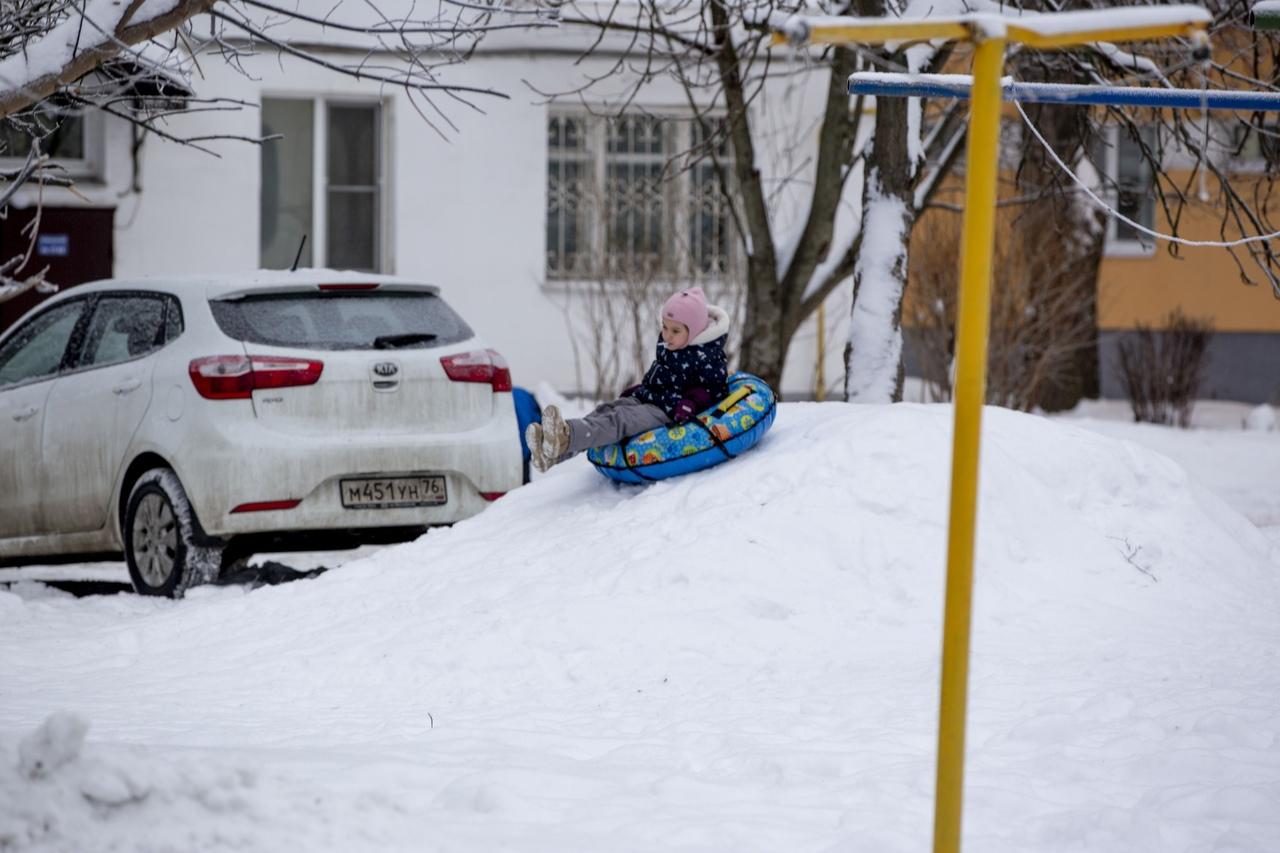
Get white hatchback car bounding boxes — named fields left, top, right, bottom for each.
left=0, top=271, right=523, bottom=596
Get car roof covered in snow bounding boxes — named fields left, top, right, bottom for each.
left=47, top=270, right=441, bottom=301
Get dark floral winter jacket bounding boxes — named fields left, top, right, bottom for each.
left=633, top=306, right=730, bottom=418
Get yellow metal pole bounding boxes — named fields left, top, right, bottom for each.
left=933, top=33, right=1006, bottom=853
left=770, top=13, right=1209, bottom=853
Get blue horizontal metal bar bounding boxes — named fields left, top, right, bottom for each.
left=847, top=76, right=1280, bottom=111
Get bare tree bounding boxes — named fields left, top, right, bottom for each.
left=984, top=0, right=1280, bottom=407
left=1040, top=0, right=1280, bottom=299
left=562, top=262, right=671, bottom=403
left=562, top=269, right=743, bottom=403
left=907, top=201, right=1103, bottom=410
left=555, top=202, right=746, bottom=401
left=1116, top=309, right=1214, bottom=427
left=0, top=0, right=551, bottom=301
left=548, top=0, right=1280, bottom=403
left=546, top=0, right=921, bottom=392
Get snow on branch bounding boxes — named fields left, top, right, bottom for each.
left=0, top=255, right=55, bottom=305
left=0, top=0, right=217, bottom=121
left=1094, top=41, right=1168, bottom=83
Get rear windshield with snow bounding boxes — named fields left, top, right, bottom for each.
left=209, top=290, right=474, bottom=350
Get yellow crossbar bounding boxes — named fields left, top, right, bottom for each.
left=772, top=20, right=970, bottom=46
left=1007, top=21, right=1206, bottom=49
left=771, top=8, right=1210, bottom=50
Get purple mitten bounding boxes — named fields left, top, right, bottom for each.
left=686, top=386, right=712, bottom=408
left=672, top=398, right=697, bottom=423
left=620, top=383, right=642, bottom=399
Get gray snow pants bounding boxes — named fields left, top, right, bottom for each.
left=564, top=397, right=669, bottom=459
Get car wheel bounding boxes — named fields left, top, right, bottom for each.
left=124, top=469, right=222, bottom=598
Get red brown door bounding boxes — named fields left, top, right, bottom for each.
left=0, top=206, right=114, bottom=334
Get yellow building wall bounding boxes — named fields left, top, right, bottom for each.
left=1099, top=172, right=1280, bottom=332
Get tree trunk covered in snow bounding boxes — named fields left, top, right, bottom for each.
left=845, top=90, right=913, bottom=403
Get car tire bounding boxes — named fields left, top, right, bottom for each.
left=124, top=469, right=223, bottom=598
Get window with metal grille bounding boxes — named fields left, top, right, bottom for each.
left=546, top=112, right=736, bottom=281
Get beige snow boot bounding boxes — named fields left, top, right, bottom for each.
left=540, top=405, right=571, bottom=465
left=526, top=422, right=549, bottom=473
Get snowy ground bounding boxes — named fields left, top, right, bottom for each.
left=1, top=400, right=1278, bottom=852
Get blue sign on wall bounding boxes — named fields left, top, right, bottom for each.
left=37, top=233, right=70, bottom=257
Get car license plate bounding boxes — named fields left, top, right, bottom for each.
left=340, top=475, right=447, bottom=509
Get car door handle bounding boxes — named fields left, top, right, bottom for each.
left=12, top=406, right=38, bottom=422
left=113, top=379, right=143, bottom=395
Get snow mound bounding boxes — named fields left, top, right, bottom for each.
left=1243, top=404, right=1277, bottom=432
left=18, top=713, right=88, bottom=779
left=0, top=716, right=270, bottom=852
left=1, top=403, right=1277, bottom=852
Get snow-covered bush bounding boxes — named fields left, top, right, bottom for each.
left=1243, top=403, right=1278, bottom=432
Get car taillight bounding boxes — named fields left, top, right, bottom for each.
left=189, top=355, right=324, bottom=400
left=440, top=349, right=512, bottom=392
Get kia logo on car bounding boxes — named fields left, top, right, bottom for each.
left=372, top=362, right=399, bottom=379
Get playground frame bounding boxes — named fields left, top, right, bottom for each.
left=773, top=7, right=1223, bottom=853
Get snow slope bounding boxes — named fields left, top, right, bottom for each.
left=1061, top=414, right=1280, bottom=529
left=2, top=402, right=1278, bottom=852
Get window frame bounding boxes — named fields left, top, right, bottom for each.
left=1225, top=119, right=1280, bottom=175
left=0, top=108, right=105, bottom=181
left=259, top=94, right=389, bottom=273
left=545, top=109, right=738, bottom=286
left=1095, top=124, right=1157, bottom=258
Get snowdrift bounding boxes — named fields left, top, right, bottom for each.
left=2, top=403, right=1277, bottom=852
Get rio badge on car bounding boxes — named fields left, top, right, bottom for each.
left=340, top=475, right=447, bottom=509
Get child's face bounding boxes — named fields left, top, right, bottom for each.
left=661, top=318, right=690, bottom=350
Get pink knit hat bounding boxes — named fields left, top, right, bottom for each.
left=661, top=287, right=710, bottom=340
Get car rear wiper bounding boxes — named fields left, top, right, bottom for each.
left=373, top=333, right=438, bottom=349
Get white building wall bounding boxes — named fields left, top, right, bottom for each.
left=12, top=36, right=856, bottom=401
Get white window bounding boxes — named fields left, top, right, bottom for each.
left=1093, top=125, right=1156, bottom=255
left=0, top=105, right=103, bottom=180
left=1228, top=120, right=1280, bottom=173
left=260, top=98, right=384, bottom=272
left=546, top=112, right=735, bottom=281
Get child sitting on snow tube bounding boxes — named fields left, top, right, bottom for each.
left=526, top=286, right=728, bottom=472
left=585, top=372, right=776, bottom=483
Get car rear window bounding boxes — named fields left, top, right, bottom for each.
left=209, top=290, right=474, bottom=350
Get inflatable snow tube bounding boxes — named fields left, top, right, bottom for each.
left=586, top=372, right=777, bottom=484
